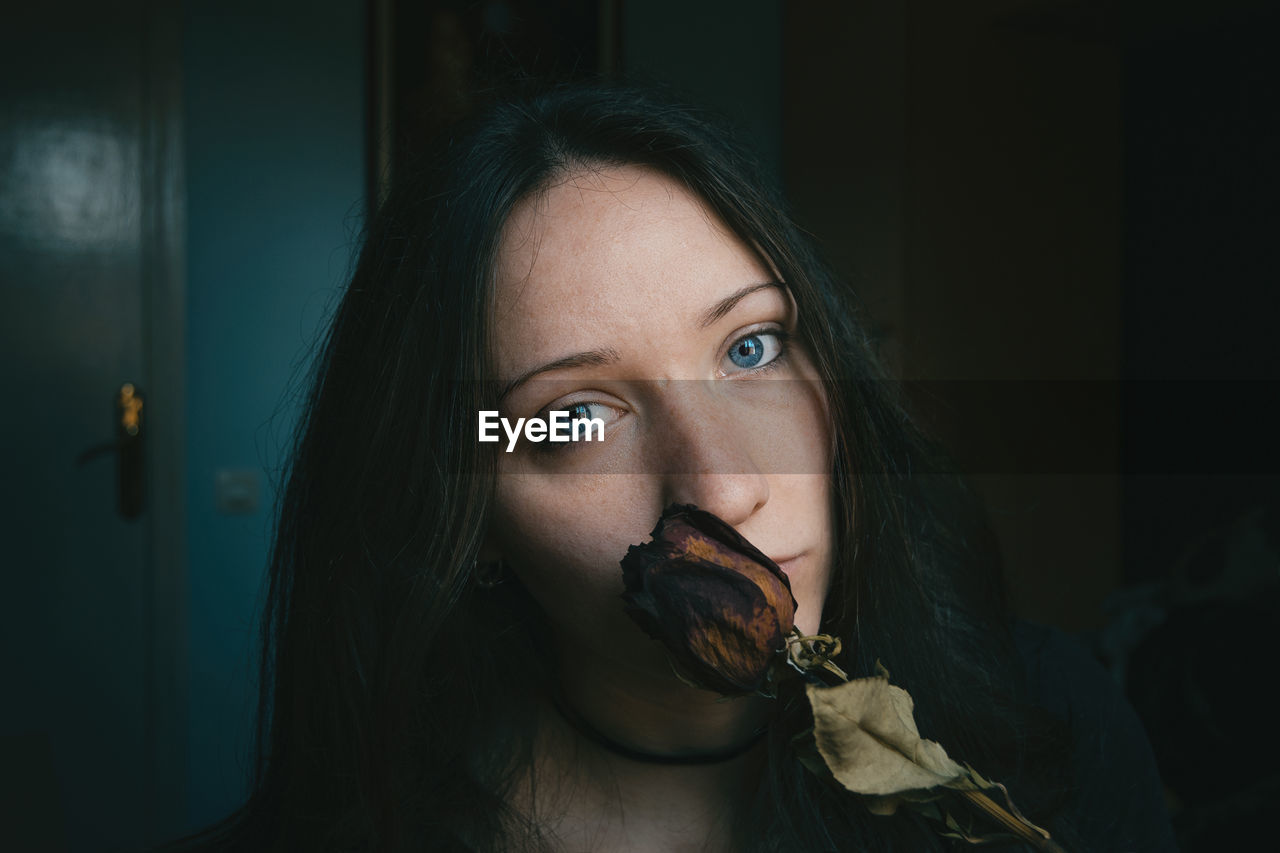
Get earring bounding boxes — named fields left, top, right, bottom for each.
left=474, top=559, right=508, bottom=589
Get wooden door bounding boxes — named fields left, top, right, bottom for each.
left=0, top=2, right=185, bottom=850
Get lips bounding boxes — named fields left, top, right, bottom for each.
left=619, top=503, right=799, bottom=697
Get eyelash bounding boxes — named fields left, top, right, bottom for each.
left=528, top=326, right=793, bottom=456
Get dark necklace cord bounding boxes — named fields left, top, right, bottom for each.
left=550, top=693, right=769, bottom=766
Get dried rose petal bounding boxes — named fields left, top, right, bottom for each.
left=620, top=504, right=798, bottom=696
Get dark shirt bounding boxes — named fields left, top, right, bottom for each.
left=1014, top=621, right=1179, bottom=852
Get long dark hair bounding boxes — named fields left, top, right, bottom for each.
left=180, top=80, right=1079, bottom=852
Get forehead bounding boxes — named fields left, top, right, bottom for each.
left=491, top=165, right=771, bottom=378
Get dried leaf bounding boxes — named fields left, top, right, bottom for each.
left=806, top=676, right=970, bottom=796
left=803, top=674, right=1069, bottom=850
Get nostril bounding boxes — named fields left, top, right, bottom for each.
left=660, top=472, right=770, bottom=531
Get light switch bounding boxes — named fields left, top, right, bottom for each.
left=214, top=468, right=260, bottom=514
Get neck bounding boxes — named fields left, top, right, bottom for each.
left=553, top=639, right=774, bottom=758
left=550, top=690, right=769, bottom=765
left=527, top=693, right=766, bottom=853
left=516, top=644, right=771, bottom=852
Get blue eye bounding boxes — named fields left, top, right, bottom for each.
left=528, top=399, right=623, bottom=457
left=565, top=402, right=598, bottom=422
left=731, top=336, right=764, bottom=367
left=725, top=330, right=785, bottom=371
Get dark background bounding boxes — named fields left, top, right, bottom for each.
left=351, top=0, right=1280, bottom=847
left=3, top=1, right=1275, bottom=849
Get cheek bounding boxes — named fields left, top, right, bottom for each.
left=720, top=381, right=828, bottom=476
left=490, top=475, right=652, bottom=645
left=775, top=474, right=837, bottom=635
left=773, top=374, right=838, bottom=634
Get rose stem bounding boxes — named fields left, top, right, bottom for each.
left=956, top=789, right=1067, bottom=853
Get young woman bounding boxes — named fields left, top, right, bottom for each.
left=183, top=81, right=1174, bottom=851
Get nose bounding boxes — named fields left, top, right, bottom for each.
left=651, top=383, right=770, bottom=528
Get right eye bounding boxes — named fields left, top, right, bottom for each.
left=533, top=399, right=624, bottom=454
left=561, top=402, right=605, bottom=423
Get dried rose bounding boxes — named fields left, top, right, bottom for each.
left=620, top=503, right=798, bottom=696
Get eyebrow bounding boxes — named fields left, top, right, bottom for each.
left=697, top=282, right=784, bottom=329
left=499, top=348, right=622, bottom=402
left=498, top=281, right=785, bottom=403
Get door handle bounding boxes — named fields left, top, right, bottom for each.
left=76, top=383, right=145, bottom=519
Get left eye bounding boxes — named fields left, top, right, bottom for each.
left=725, top=331, right=783, bottom=370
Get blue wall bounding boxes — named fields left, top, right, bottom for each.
left=183, top=0, right=364, bottom=829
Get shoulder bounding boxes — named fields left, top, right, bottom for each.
left=1012, top=621, right=1179, bottom=853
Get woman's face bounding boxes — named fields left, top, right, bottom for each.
left=485, top=165, right=834, bottom=680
